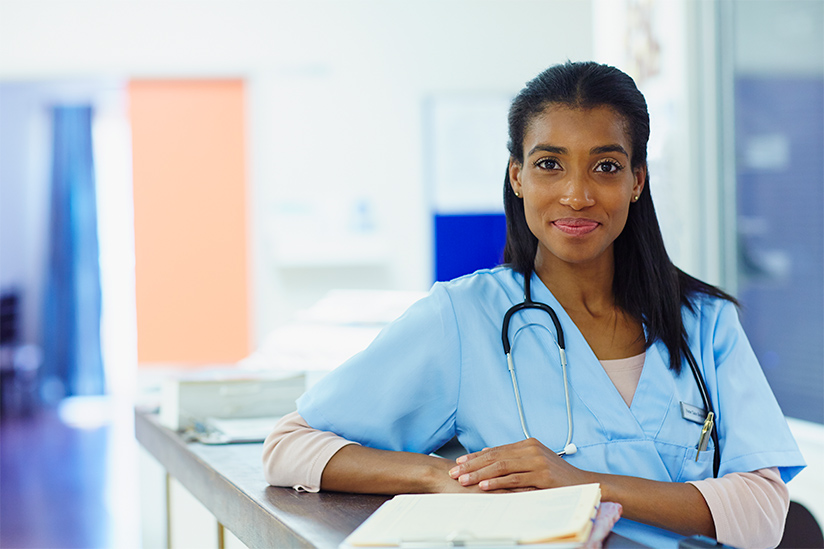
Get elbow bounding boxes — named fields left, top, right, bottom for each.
left=260, top=411, right=335, bottom=491
left=262, top=412, right=308, bottom=487
left=716, top=475, right=790, bottom=549
left=261, top=428, right=286, bottom=487
left=763, top=483, right=790, bottom=549
left=744, top=502, right=788, bottom=549
left=752, top=477, right=790, bottom=549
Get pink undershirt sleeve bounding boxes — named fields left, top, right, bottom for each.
left=262, top=411, right=359, bottom=492
left=688, top=467, right=788, bottom=549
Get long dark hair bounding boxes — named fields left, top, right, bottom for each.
left=502, top=61, right=736, bottom=373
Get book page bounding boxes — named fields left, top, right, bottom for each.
left=344, top=483, right=601, bottom=547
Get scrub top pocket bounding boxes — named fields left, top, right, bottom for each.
left=653, top=440, right=715, bottom=482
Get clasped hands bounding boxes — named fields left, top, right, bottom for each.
left=446, top=438, right=591, bottom=492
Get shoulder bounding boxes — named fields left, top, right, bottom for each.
left=684, top=292, right=739, bottom=329
left=386, top=267, right=518, bottom=335
left=436, top=265, right=519, bottom=294
left=434, top=266, right=522, bottom=308
left=684, top=292, right=751, bottom=365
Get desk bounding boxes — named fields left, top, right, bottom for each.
left=135, top=410, right=648, bottom=548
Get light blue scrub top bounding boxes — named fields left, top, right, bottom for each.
left=298, top=267, right=805, bottom=548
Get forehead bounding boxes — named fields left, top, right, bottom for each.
left=524, top=104, right=632, bottom=153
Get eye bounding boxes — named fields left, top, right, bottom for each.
left=535, top=158, right=561, bottom=171
left=594, top=160, right=623, bottom=174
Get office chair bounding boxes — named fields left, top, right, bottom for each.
left=778, top=501, right=824, bottom=548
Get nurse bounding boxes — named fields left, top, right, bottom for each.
left=263, top=61, right=805, bottom=549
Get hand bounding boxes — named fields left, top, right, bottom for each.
left=447, top=438, right=593, bottom=492
left=429, top=456, right=486, bottom=493
left=426, top=457, right=483, bottom=494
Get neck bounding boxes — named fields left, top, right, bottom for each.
left=532, top=247, right=645, bottom=359
left=533, top=248, right=616, bottom=315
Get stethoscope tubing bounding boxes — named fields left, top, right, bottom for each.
left=685, top=346, right=721, bottom=477
left=502, top=273, right=574, bottom=455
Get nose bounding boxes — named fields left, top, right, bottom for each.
left=558, top=175, right=595, bottom=210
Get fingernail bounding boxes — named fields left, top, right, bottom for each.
left=456, top=456, right=467, bottom=464
left=459, top=474, right=470, bottom=485
left=449, top=467, right=459, bottom=478
left=480, top=480, right=489, bottom=490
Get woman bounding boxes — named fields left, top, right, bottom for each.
left=263, top=61, right=805, bottom=548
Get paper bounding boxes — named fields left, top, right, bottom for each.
left=159, top=370, right=305, bottom=431
left=343, top=483, right=601, bottom=547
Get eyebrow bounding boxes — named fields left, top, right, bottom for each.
left=590, top=144, right=629, bottom=157
left=526, top=144, right=630, bottom=158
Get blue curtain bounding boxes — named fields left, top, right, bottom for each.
left=40, top=105, right=105, bottom=401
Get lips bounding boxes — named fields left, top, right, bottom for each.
left=552, top=218, right=600, bottom=236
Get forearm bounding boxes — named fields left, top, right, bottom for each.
left=585, top=471, right=715, bottom=538
left=321, top=444, right=470, bottom=495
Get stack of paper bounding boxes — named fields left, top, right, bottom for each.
left=343, top=483, right=601, bottom=547
left=159, top=369, right=305, bottom=436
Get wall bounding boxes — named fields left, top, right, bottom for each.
left=244, top=2, right=596, bottom=339
left=0, top=0, right=595, bottom=345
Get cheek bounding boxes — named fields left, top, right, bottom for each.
left=612, top=204, right=632, bottom=235
left=521, top=201, right=546, bottom=237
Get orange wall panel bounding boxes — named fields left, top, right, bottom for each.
left=129, top=80, right=250, bottom=365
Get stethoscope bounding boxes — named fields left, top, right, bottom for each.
left=501, top=271, right=721, bottom=477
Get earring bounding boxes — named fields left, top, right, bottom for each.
left=633, top=195, right=640, bottom=202
left=514, top=191, right=521, bottom=198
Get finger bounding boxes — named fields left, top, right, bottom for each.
left=456, top=458, right=526, bottom=487
left=455, top=446, right=493, bottom=464
left=479, top=473, right=537, bottom=491
left=451, top=442, right=532, bottom=478
left=450, top=448, right=498, bottom=478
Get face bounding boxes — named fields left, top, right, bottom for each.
left=509, top=104, right=646, bottom=272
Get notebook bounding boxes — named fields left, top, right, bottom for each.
left=342, top=483, right=601, bottom=548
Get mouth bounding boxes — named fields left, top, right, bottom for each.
left=552, top=218, right=600, bottom=236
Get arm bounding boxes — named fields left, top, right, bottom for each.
left=321, top=444, right=482, bottom=495
left=449, top=438, right=715, bottom=537
left=263, top=412, right=479, bottom=494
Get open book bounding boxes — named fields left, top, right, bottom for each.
left=343, top=483, right=601, bottom=547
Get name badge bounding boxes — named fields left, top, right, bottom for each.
left=680, top=402, right=707, bottom=424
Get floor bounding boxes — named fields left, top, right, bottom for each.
left=0, top=400, right=139, bottom=549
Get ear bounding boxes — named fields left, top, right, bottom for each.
left=509, top=157, right=523, bottom=196
left=632, top=164, right=646, bottom=199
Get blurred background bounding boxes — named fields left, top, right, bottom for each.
left=0, top=0, right=822, bottom=547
